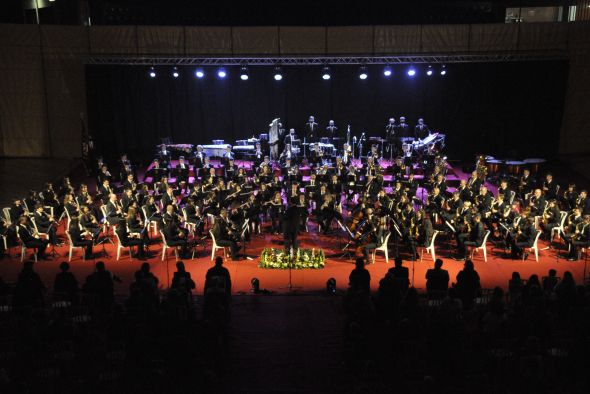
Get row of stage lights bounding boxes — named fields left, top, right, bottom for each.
left=147, top=64, right=448, bottom=80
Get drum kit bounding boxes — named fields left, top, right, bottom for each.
left=484, top=156, right=546, bottom=182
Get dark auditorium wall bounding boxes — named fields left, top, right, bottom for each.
left=86, top=62, right=568, bottom=163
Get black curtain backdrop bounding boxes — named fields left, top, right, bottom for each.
left=86, top=61, right=568, bottom=164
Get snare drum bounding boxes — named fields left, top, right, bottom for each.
left=320, top=137, right=330, bottom=144
left=523, top=158, right=546, bottom=174
left=486, top=159, right=503, bottom=175
left=402, top=143, right=413, bottom=158
left=506, top=161, right=525, bottom=175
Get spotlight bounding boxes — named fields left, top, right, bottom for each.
left=326, top=278, right=336, bottom=294
left=322, top=66, right=331, bottom=80
left=251, top=278, right=260, bottom=294
left=172, top=67, right=179, bottom=78
left=148, top=67, right=156, bottom=78
left=383, top=65, right=392, bottom=77
left=426, top=65, right=433, bottom=76
left=240, top=66, right=249, bottom=81
left=274, top=66, right=283, bottom=81
left=359, top=66, right=368, bottom=80
left=217, top=68, right=227, bottom=78
left=195, top=68, right=204, bottom=79
left=407, top=66, right=416, bottom=77
left=440, top=65, right=447, bottom=76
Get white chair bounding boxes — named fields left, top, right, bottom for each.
left=209, top=230, right=228, bottom=261
left=371, top=232, right=391, bottom=264
left=113, top=226, right=133, bottom=261
left=141, top=206, right=159, bottom=236
left=1, top=234, right=8, bottom=257
left=65, top=230, right=85, bottom=262
left=470, top=230, right=491, bottom=262
left=182, top=208, right=196, bottom=233
left=3, top=207, right=12, bottom=226
left=420, top=230, right=440, bottom=262
left=508, top=190, right=516, bottom=205
left=160, top=230, right=179, bottom=261
left=523, top=230, right=543, bottom=262
left=29, top=217, right=50, bottom=241
left=551, top=211, right=568, bottom=241
left=16, top=226, right=37, bottom=263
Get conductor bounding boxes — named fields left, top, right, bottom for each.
left=283, top=204, right=302, bottom=256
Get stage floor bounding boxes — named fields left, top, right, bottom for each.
left=0, top=220, right=586, bottom=296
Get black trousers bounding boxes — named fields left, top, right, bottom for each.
left=217, top=238, right=239, bottom=259
left=74, top=239, right=93, bottom=258
left=125, top=238, right=145, bottom=256
left=284, top=231, right=299, bottom=254
left=25, top=238, right=49, bottom=257
left=38, top=224, right=59, bottom=245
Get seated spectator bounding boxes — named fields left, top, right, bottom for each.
left=454, top=259, right=481, bottom=310
left=53, top=261, right=79, bottom=303
left=171, top=261, right=196, bottom=300
left=349, top=257, right=370, bottom=294
left=542, top=269, right=559, bottom=295
left=508, top=271, right=524, bottom=301
left=205, top=256, right=232, bottom=296
left=82, top=261, right=122, bottom=309
left=132, top=262, right=160, bottom=306
left=425, top=258, right=449, bottom=298
left=388, top=257, right=410, bottom=294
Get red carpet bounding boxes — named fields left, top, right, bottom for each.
left=1, top=220, right=587, bottom=295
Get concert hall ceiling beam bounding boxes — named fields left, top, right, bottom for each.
left=87, top=52, right=567, bottom=66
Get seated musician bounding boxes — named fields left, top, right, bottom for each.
left=97, top=165, right=112, bottom=186
left=68, top=217, right=93, bottom=259
left=455, top=213, right=485, bottom=260
left=527, top=188, right=546, bottom=217
left=156, top=144, right=171, bottom=167
left=328, top=174, right=342, bottom=196
left=345, top=165, right=358, bottom=201
left=466, top=171, right=482, bottom=197
left=560, top=183, right=578, bottom=211
left=212, top=208, right=240, bottom=260
left=426, top=187, right=445, bottom=216
left=80, top=205, right=102, bottom=241
left=105, top=193, right=124, bottom=226
left=368, top=144, right=380, bottom=163
left=184, top=199, right=204, bottom=235
left=225, top=159, right=237, bottom=180
left=122, top=173, right=138, bottom=193
left=295, top=193, right=309, bottom=231
left=202, top=156, right=213, bottom=170
left=565, top=214, right=590, bottom=261
left=442, top=190, right=463, bottom=229
left=363, top=215, right=389, bottom=261
left=518, top=168, right=535, bottom=199
left=566, top=207, right=583, bottom=235
left=433, top=173, right=447, bottom=196
left=505, top=208, right=529, bottom=244
left=365, top=175, right=381, bottom=201
left=234, top=166, right=247, bottom=184
left=115, top=218, right=146, bottom=259
left=121, top=188, right=138, bottom=214
left=155, top=176, right=172, bottom=196
left=64, top=194, right=79, bottom=219
left=497, top=179, right=512, bottom=202
left=457, top=179, right=473, bottom=203
left=258, top=163, right=273, bottom=183
left=377, top=189, right=392, bottom=216
left=98, top=179, right=113, bottom=204
left=490, top=193, right=510, bottom=229
left=203, top=167, right=217, bottom=190
left=577, top=190, right=590, bottom=215
left=310, top=143, right=324, bottom=168
left=542, top=173, right=558, bottom=200
left=253, top=142, right=264, bottom=167
left=33, top=204, right=61, bottom=246
left=405, top=173, right=418, bottom=197
left=408, top=209, right=433, bottom=260
left=540, top=199, right=561, bottom=237
left=305, top=173, right=319, bottom=200
left=126, top=207, right=148, bottom=241
left=475, top=186, right=493, bottom=220
left=149, top=159, right=167, bottom=183
left=509, top=217, right=538, bottom=259
left=365, top=156, right=378, bottom=177
left=229, top=201, right=246, bottom=235
left=316, top=193, right=341, bottom=234
left=267, top=192, right=285, bottom=234
left=17, top=216, right=49, bottom=260
left=175, top=156, right=190, bottom=190
left=244, top=194, right=262, bottom=234
left=222, top=145, right=234, bottom=165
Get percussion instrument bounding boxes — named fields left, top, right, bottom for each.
left=523, top=158, right=546, bottom=174
left=202, top=144, right=231, bottom=157
left=320, top=137, right=331, bottom=144
left=402, top=143, right=413, bottom=158
left=486, top=159, right=503, bottom=175
left=506, top=161, right=525, bottom=175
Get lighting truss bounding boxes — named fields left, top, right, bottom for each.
left=87, top=52, right=567, bottom=66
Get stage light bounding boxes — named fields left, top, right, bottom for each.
left=359, top=66, right=368, bottom=80
left=322, top=66, right=331, bottom=80
left=440, top=65, right=447, bottom=76
left=274, top=66, right=283, bottom=81
left=326, top=278, right=336, bottom=294
left=407, top=66, right=416, bottom=77
left=172, top=67, right=179, bottom=78
left=426, top=65, right=433, bottom=76
left=383, top=65, right=392, bottom=77
left=251, top=278, right=260, bottom=293
left=217, top=68, right=227, bottom=78
left=240, top=66, right=249, bottom=81
left=148, top=67, right=156, bottom=78
left=195, top=69, right=204, bottom=79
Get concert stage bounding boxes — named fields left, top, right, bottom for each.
left=0, top=214, right=586, bottom=296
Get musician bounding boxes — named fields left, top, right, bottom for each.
left=150, top=159, right=167, bottom=183
left=490, top=193, right=510, bottom=227
left=279, top=144, right=294, bottom=166
left=156, top=144, right=171, bottom=167
left=122, top=173, right=137, bottom=193
left=17, top=216, right=49, bottom=260
left=98, top=179, right=113, bottom=204
left=456, top=213, right=485, bottom=260
left=527, top=189, right=546, bottom=216
left=397, top=116, right=411, bottom=138
left=116, top=217, right=147, bottom=259
left=126, top=207, right=148, bottom=240
left=175, top=156, right=190, bottom=187
left=212, top=208, right=239, bottom=260
left=80, top=205, right=102, bottom=240
left=466, top=171, right=482, bottom=197
left=363, top=216, right=390, bottom=261
left=409, top=210, right=434, bottom=260
left=518, top=169, right=535, bottom=198
left=42, top=182, right=62, bottom=215
left=414, top=118, right=430, bottom=140
left=405, top=173, right=418, bottom=197
left=105, top=194, right=124, bottom=225
left=566, top=207, right=583, bottom=234
left=442, top=191, right=463, bottom=229
left=75, top=184, right=93, bottom=208
left=540, top=199, right=561, bottom=236
left=59, top=177, right=75, bottom=198
left=284, top=128, right=298, bottom=146
left=304, top=116, right=319, bottom=143
left=33, top=204, right=61, bottom=246
left=64, top=194, right=79, bottom=219
left=224, top=159, right=237, bottom=180
left=385, top=118, right=396, bottom=141
left=25, top=191, right=41, bottom=214
left=510, top=217, right=538, bottom=259
left=497, top=179, right=512, bottom=202
left=565, top=215, right=590, bottom=261
left=251, top=142, right=263, bottom=167
left=192, top=145, right=207, bottom=168
left=310, top=143, right=324, bottom=168
left=426, top=187, right=445, bottom=215
left=97, top=164, right=112, bottom=185
left=317, top=194, right=341, bottom=234
left=542, top=173, right=558, bottom=200
left=222, top=145, right=235, bottom=164
left=267, top=192, right=285, bottom=234
left=576, top=190, right=590, bottom=215
left=328, top=174, right=342, bottom=195
left=561, top=183, right=578, bottom=211
left=244, top=194, right=262, bottom=234
left=203, top=167, right=217, bottom=190
left=68, top=217, right=93, bottom=259
left=325, top=120, right=338, bottom=140
left=118, top=153, right=135, bottom=182
left=457, top=179, right=473, bottom=203
left=202, top=156, right=212, bottom=171
left=475, top=186, right=493, bottom=218
left=121, top=188, right=138, bottom=214
left=433, top=173, right=447, bottom=196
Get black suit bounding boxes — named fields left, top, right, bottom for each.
left=17, top=224, right=49, bottom=257
left=414, top=123, right=430, bottom=140
left=116, top=224, right=145, bottom=257
left=457, top=221, right=485, bottom=257
left=304, top=122, right=319, bottom=142
left=69, top=225, right=93, bottom=258
left=212, top=217, right=239, bottom=259
left=34, top=211, right=59, bottom=245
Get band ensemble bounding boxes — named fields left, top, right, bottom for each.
left=2, top=115, right=590, bottom=264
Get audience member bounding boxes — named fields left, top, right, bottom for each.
left=425, top=258, right=449, bottom=298
left=388, top=257, right=410, bottom=294
left=53, top=261, right=79, bottom=303
left=454, top=259, right=481, bottom=310
left=348, top=257, right=371, bottom=293
left=14, top=261, right=46, bottom=306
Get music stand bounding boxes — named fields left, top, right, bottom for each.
left=279, top=248, right=303, bottom=291
left=337, top=220, right=355, bottom=260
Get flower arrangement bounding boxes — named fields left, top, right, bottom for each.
left=259, top=248, right=325, bottom=269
